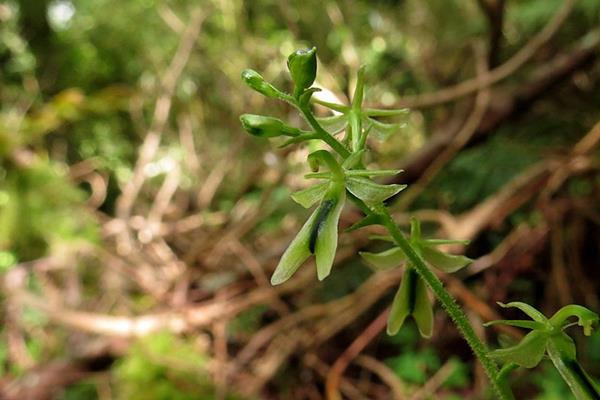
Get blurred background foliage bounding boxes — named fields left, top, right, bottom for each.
left=1, top=0, right=599, bottom=399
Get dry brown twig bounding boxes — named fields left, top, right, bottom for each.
left=383, top=0, right=574, bottom=109
left=325, top=308, right=390, bottom=400
left=115, top=9, right=206, bottom=254
left=395, top=41, right=491, bottom=210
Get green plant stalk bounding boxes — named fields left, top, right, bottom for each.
left=299, top=104, right=350, bottom=158
left=362, top=203, right=514, bottom=400
left=302, top=110, right=512, bottom=399
left=546, top=342, right=600, bottom=400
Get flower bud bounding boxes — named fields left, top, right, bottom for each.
left=287, top=47, right=317, bottom=95
left=241, top=69, right=284, bottom=99
left=240, top=114, right=300, bottom=138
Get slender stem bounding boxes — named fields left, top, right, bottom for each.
left=546, top=343, right=600, bottom=400
left=353, top=200, right=514, bottom=400
left=300, top=105, right=350, bottom=158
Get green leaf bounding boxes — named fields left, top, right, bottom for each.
left=360, top=247, right=406, bottom=271
left=291, top=183, right=328, bottom=208
left=345, top=176, right=406, bottom=204
left=316, top=114, right=348, bottom=135
left=419, top=245, right=471, bottom=273
left=488, top=330, right=548, bottom=368
left=313, top=188, right=345, bottom=281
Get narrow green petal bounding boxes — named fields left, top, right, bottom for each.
left=345, top=214, right=381, bottom=233
left=314, top=189, right=345, bottom=281
left=387, top=268, right=417, bottom=335
left=345, top=176, right=406, bottom=204
left=488, top=331, right=548, bottom=368
left=497, top=301, right=548, bottom=324
left=360, top=247, right=406, bottom=271
left=270, top=211, right=317, bottom=285
left=412, top=275, right=434, bottom=338
left=483, top=320, right=546, bottom=330
left=291, top=182, right=328, bottom=208
left=549, top=305, right=599, bottom=336
left=420, top=245, right=471, bottom=273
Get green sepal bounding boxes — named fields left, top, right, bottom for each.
left=345, top=176, right=406, bottom=204
left=313, top=186, right=345, bottom=281
left=549, top=332, right=577, bottom=361
left=497, top=302, right=548, bottom=324
left=488, top=330, right=548, bottom=368
left=291, top=182, right=328, bottom=209
left=483, top=319, right=547, bottom=331
left=316, top=114, right=348, bottom=135
left=360, top=247, right=406, bottom=271
left=387, top=268, right=433, bottom=338
left=241, top=69, right=286, bottom=100
left=270, top=209, right=317, bottom=285
left=369, top=234, right=395, bottom=242
left=278, top=132, right=319, bottom=148
left=364, top=117, right=406, bottom=141
left=287, top=47, right=317, bottom=96
left=345, top=169, right=402, bottom=178
left=345, top=213, right=381, bottom=233
left=298, top=87, right=321, bottom=107
left=419, top=245, right=472, bottom=273
left=240, top=114, right=301, bottom=138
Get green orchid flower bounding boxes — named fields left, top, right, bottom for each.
left=485, top=302, right=600, bottom=400
left=360, top=218, right=471, bottom=337
left=271, top=151, right=346, bottom=285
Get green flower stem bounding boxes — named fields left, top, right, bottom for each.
left=299, top=104, right=350, bottom=158
left=546, top=343, right=600, bottom=400
left=352, top=199, right=514, bottom=400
